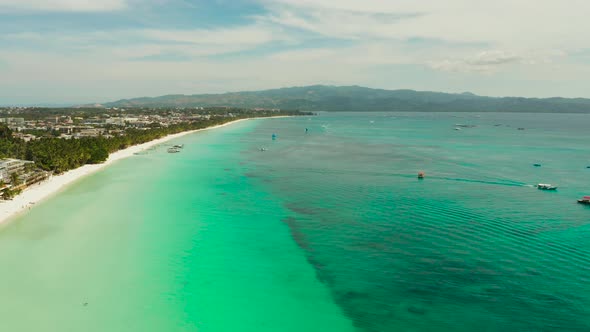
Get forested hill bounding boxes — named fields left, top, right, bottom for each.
left=103, top=85, right=590, bottom=113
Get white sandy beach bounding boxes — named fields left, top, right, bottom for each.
left=0, top=117, right=263, bottom=227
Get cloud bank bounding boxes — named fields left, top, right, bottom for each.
left=0, top=0, right=589, bottom=103
left=0, top=0, right=128, bottom=12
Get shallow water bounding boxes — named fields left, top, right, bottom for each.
left=0, top=120, right=354, bottom=332
left=1, top=113, right=589, bottom=331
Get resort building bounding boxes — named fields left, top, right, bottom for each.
left=12, top=133, right=38, bottom=142
left=75, top=128, right=104, bottom=138
left=0, top=117, right=25, bottom=126
left=0, top=117, right=26, bottom=130
left=105, top=117, right=126, bottom=126
left=0, top=158, right=33, bottom=183
left=19, top=170, right=51, bottom=187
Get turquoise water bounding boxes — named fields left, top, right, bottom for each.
left=1, top=113, right=590, bottom=331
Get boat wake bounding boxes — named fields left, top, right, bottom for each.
left=437, top=177, right=528, bottom=187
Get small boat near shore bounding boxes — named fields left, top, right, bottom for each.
left=577, top=196, right=590, bottom=205
left=167, top=147, right=180, bottom=153
left=173, top=144, right=184, bottom=149
left=537, top=183, right=557, bottom=191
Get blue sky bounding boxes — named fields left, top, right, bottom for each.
left=1, top=0, right=589, bottom=104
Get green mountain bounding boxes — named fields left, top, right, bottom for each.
left=104, top=85, right=590, bottom=113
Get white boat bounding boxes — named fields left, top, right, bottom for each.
left=537, top=183, right=557, bottom=191
left=173, top=144, right=184, bottom=149
left=168, top=147, right=180, bottom=153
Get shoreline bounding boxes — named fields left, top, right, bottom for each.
left=0, top=116, right=282, bottom=227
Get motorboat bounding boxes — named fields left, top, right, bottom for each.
left=577, top=196, right=590, bottom=205
left=536, top=183, right=557, bottom=191
left=167, top=147, right=180, bottom=153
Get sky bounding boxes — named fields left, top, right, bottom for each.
left=1, top=0, right=589, bottom=105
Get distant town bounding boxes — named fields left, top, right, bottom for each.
left=0, top=106, right=310, bottom=200
left=0, top=106, right=294, bottom=140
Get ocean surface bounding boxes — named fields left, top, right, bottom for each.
left=0, top=112, right=589, bottom=331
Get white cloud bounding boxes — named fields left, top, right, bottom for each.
left=466, top=51, right=521, bottom=66
left=259, top=0, right=590, bottom=54
left=141, top=24, right=290, bottom=47
left=269, top=48, right=338, bottom=61
left=0, top=0, right=128, bottom=12
left=430, top=51, right=522, bottom=73
left=2, top=0, right=590, bottom=103
left=429, top=49, right=569, bottom=73
left=0, top=24, right=291, bottom=59
left=268, top=43, right=423, bottom=66
left=253, top=0, right=590, bottom=80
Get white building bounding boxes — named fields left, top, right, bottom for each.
left=0, top=159, right=33, bottom=183
left=0, top=118, right=25, bottom=126
left=75, top=128, right=104, bottom=138
left=105, top=117, right=125, bottom=126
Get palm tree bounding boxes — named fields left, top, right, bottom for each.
left=10, top=172, right=21, bottom=186
left=1, top=188, right=13, bottom=200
